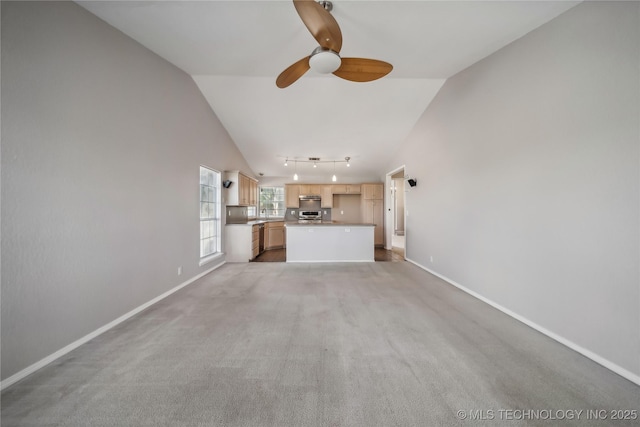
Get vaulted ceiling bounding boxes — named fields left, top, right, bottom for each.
left=78, top=0, right=579, bottom=182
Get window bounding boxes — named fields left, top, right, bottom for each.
left=259, top=186, right=285, bottom=218
left=200, top=166, right=221, bottom=260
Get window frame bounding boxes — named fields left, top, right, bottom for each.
left=258, top=186, right=285, bottom=218
left=199, top=165, right=222, bottom=266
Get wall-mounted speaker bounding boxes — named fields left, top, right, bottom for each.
left=407, top=178, right=417, bottom=187
left=222, top=180, right=232, bottom=188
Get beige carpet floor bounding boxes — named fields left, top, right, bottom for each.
left=2, top=262, right=639, bottom=426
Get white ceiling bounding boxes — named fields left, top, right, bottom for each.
left=78, top=0, right=579, bottom=182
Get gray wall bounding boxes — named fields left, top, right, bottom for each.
left=1, top=1, right=253, bottom=380
left=333, top=195, right=362, bottom=224
left=388, top=1, right=639, bottom=378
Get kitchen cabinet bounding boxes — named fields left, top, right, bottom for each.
left=285, top=184, right=300, bottom=208
left=298, top=184, right=311, bottom=195
left=266, top=221, right=285, bottom=249
left=287, top=184, right=325, bottom=207
left=252, top=224, right=260, bottom=259
left=332, top=184, right=361, bottom=195
left=362, top=183, right=384, bottom=200
left=240, top=174, right=251, bottom=205
left=225, top=223, right=258, bottom=262
left=226, top=222, right=271, bottom=262
left=308, top=184, right=322, bottom=196
left=225, top=171, right=258, bottom=206
left=249, top=180, right=258, bottom=206
left=321, top=185, right=333, bottom=208
left=362, top=199, right=384, bottom=246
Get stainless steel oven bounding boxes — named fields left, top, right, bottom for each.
left=299, top=210, right=322, bottom=221
left=298, top=195, right=322, bottom=221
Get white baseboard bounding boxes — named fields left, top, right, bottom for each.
left=405, top=258, right=640, bottom=387
left=1, top=261, right=226, bottom=391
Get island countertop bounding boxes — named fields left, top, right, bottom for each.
left=285, top=221, right=375, bottom=227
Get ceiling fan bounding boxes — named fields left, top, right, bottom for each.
left=276, top=0, right=393, bottom=88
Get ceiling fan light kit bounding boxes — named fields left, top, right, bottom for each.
left=309, top=48, right=341, bottom=74
left=276, top=0, right=392, bottom=88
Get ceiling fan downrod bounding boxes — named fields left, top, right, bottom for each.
left=318, top=1, right=333, bottom=12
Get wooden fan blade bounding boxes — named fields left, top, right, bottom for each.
left=276, top=56, right=311, bottom=88
left=333, top=58, right=393, bottom=82
left=293, top=0, right=342, bottom=53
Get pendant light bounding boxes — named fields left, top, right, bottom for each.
left=293, top=161, right=299, bottom=181
left=332, top=161, right=337, bottom=182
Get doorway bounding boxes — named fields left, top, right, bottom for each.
left=386, top=166, right=406, bottom=257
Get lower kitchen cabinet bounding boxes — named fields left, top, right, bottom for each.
left=226, top=221, right=284, bottom=262
left=226, top=223, right=262, bottom=262
left=252, top=225, right=260, bottom=259
left=266, top=222, right=285, bottom=249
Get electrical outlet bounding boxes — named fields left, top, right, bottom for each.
left=178, top=266, right=182, bottom=275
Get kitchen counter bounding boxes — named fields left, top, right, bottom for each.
left=226, top=218, right=285, bottom=226
left=286, top=222, right=374, bottom=262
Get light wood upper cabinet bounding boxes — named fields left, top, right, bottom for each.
left=332, top=184, right=361, bottom=195
left=309, top=184, right=323, bottom=196
left=286, top=182, right=380, bottom=211
left=285, top=184, right=300, bottom=208
left=249, top=180, right=258, bottom=206
left=321, top=185, right=333, bottom=208
left=296, top=184, right=322, bottom=195
left=225, top=171, right=258, bottom=206
left=362, top=183, right=384, bottom=200
left=288, top=184, right=331, bottom=208
left=240, top=174, right=250, bottom=205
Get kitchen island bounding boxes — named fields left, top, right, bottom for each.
left=285, top=221, right=375, bottom=262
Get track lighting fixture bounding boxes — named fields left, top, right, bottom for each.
left=279, top=156, right=351, bottom=181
